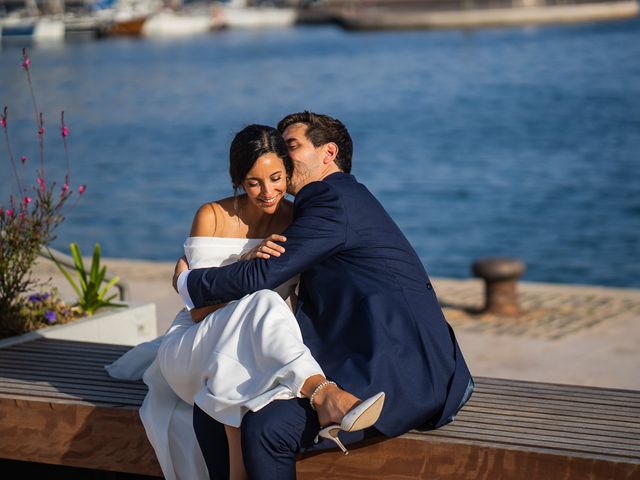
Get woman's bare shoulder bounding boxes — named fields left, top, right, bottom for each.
left=190, top=202, right=217, bottom=236
left=190, top=199, right=232, bottom=236
left=215, top=196, right=239, bottom=216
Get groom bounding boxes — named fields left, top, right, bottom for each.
left=174, top=111, right=473, bottom=479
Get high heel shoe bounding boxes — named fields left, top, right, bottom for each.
left=314, top=392, right=385, bottom=455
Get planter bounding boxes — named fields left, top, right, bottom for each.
left=0, top=302, right=157, bottom=349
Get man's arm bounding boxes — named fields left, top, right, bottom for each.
left=186, top=181, right=347, bottom=309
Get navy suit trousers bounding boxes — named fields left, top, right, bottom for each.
left=193, top=400, right=381, bottom=480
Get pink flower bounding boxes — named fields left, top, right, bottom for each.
left=21, top=155, right=27, bottom=165
left=1, top=107, right=6, bottom=129
left=78, top=185, right=86, bottom=195
left=61, top=126, right=69, bottom=137
left=38, top=126, right=45, bottom=136
left=23, top=196, right=32, bottom=204
left=6, top=209, right=13, bottom=217
left=37, top=177, right=45, bottom=191
left=61, top=183, right=69, bottom=194
left=22, top=49, right=31, bottom=71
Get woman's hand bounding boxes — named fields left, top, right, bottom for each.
left=240, top=234, right=287, bottom=260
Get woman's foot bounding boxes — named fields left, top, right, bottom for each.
left=312, top=383, right=361, bottom=427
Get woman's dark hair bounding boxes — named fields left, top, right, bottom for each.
left=277, top=111, right=352, bottom=173
left=229, top=124, right=293, bottom=189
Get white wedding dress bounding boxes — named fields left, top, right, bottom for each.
left=106, top=237, right=323, bottom=480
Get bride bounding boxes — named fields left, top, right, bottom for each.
left=107, top=124, right=384, bottom=480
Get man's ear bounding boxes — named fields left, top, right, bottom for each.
left=323, top=142, right=339, bottom=164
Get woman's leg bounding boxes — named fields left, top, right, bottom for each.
left=193, top=406, right=248, bottom=480
left=224, top=425, right=249, bottom=480
left=193, top=404, right=229, bottom=480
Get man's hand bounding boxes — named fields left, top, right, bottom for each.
left=172, top=255, right=189, bottom=293
left=240, top=234, right=287, bottom=260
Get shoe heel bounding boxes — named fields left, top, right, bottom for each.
left=316, top=426, right=349, bottom=455
left=330, top=433, right=349, bottom=455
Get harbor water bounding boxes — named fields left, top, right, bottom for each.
left=1, top=19, right=639, bottom=288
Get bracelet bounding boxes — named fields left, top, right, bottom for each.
left=309, top=380, right=337, bottom=411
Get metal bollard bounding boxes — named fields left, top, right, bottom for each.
left=472, top=257, right=526, bottom=316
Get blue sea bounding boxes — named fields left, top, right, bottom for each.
left=1, top=18, right=639, bottom=287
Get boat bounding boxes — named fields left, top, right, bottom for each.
left=215, top=0, right=297, bottom=29
left=0, top=15, right=65, bottom=43
left=141, top=8, right=218, bottom=37
left=63, top=13, right=112, bottom=38
left=92, top=0, right=157, bottom=37
left=107, top=13, right=147, bottom=35
left=331, top=0, right=640, bottom=30
left=218, top=5, right=297, bottom=28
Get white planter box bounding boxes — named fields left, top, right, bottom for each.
left=0, top=302, right=157, bottom=348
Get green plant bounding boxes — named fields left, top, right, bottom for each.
left=51, top=242, right=126, bottom=316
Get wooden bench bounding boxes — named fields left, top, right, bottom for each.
left=0, top=338, right=638, bottom=479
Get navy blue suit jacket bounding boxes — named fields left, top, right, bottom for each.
left=187, top=173, right=472, bottom=436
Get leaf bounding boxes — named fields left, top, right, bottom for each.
left=98, top=275, right=120, bottom=300
left=47, top=247, right=82, bottom=298
left=69, top=243, right=88, bottom=292
left=92, top=267, right=107, bottom=298
left=89, top=243, right=101, bottom=285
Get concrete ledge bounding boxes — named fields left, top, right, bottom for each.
left=0, top=302, right=157, bottom=349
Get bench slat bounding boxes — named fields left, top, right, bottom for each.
left=0, top=369, right=147, bottom=389
left=478, top=376, right=640, bottom=398
left=476, top=381, right=640, bottom=403
left=0, top=351, right=122, bottom=366
left=461, top=405, right=639, bottom=429
left=457, top=410, right=640, bottom=439
left=0, top=382, right=146, bottom=404
left=10, top=340, right=131, bottom=355
left=474, top=385, right=640, bottom=408
left=471, top=389, right=640, bottom=412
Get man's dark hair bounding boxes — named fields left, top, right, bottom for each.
left=277, top=111, right=352, bottom=174
left=229, top=124, right=293, bottom=189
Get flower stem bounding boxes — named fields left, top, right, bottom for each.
left=2, top=115, right=24, bottom=194
left=22, top=48, right=44, bottom=178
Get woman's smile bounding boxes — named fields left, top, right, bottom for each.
left=258, top=194, right=280, bottom=208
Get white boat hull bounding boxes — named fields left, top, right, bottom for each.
left=142, top=11, right=213, bottom=37
left=220, top=7, right=297, bottom=29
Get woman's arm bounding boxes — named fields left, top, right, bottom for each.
left=189, top=304, right=227, bottom=323
left=188, top=202, right=228, bottom=321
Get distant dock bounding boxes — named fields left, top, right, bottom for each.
left=299, top=0, right=639, bottom=30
